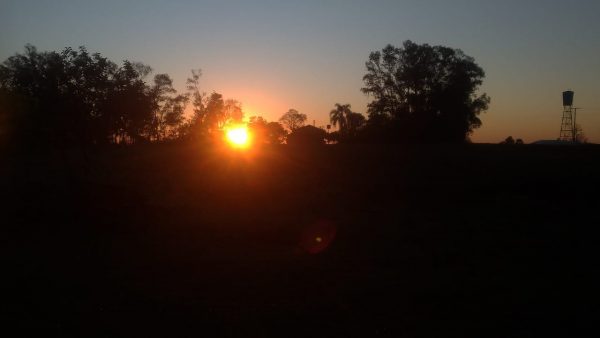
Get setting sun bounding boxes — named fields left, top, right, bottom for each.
left=225, top=126, right=250, bottom=148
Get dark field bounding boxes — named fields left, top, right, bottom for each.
left=5, top=143, right=600, bottom=337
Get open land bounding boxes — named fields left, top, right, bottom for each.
left=5, top=143, right=599, bottom=337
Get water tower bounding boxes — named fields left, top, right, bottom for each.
left=559, top=91, right=578, bottom=142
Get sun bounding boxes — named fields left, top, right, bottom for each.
left=225, top=125, right=250, bottom=148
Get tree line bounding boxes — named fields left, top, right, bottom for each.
left=0, top=41, right=489, bottom=148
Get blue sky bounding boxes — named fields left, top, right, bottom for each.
left=2, top=0, right=599, bottom=142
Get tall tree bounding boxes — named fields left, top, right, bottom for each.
left=150, top=73, right=175, bottom=140
left=106, top=60, right=155, bottom=143
left=186, top=69, right=206, bottom=123
left=346, top=112, right=366, bottom=135
left=279, top=109, right=307, bottom=132
left=223, top=99, right=243, bottom=125
left=329, top=103, right=350, bottom=134
left=248, top=116, right=287, bottom=145
left=150, top=73, right=188, bottom=141
left=186, top=89, right=225, bottom=138
left=248, top=116, right=268, bottom=144
left=265, top=122, right=288, bottom=145
left=362, top=41, right=490, bottom=143
left=329, top=103, right=365, bottom=138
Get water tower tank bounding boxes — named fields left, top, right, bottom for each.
left=563, top=91, right=574, bottom=106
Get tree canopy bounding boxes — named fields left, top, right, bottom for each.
left=248, top=116, right=287, bottom=145
left=361, top=40, right=490, bottom=143
left=279, top=109, right=307, bottom=132
left=329, top=103, right=365, bottom=140
left=0, top=45, right=187, bottom=145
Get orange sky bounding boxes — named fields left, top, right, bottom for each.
left=2, top=1, right=599, bottom=143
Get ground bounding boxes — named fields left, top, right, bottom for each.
left=4, top=143, right=599, bottom=337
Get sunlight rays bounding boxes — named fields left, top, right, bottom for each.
left=225, top=125, right=250, bottom=149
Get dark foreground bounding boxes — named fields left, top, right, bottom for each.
left=4, top=143, right=599, bottom=337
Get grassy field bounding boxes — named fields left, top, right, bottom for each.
left=5, top=143, right=600, bottom=337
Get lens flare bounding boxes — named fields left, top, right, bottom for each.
left=299, top=220, right=337, bottom=254
left=226, top=126, right=249, bottom=148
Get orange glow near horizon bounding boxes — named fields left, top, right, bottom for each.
left=225, top=125, right=250, bottom=149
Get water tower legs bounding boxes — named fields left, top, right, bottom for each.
left=559, top=106, right=575, bottom=142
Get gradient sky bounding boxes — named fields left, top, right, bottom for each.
left=2, top=0, right=599, bottom=142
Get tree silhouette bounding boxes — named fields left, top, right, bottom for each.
left=187, top=91, right=225, bottom=138
left=346, top=112, right=366, bottom=136
left=104, top=60, right=155, bottom=144
left=150, top=73, right=188, bottom=141
left=184, top=69, right=245, bottom=140
left=1, top=45, right=112, bottom=145
left=266, top=121, right=288, bottom=145
left=0, top=45, right=188, bottom=145
left=224, top=99, right=244, bottom=125
left=204, top=92, right=226, bottom=131
left=248, top=116, right=268, bottom=144
left=184, top=69, right=206, bottom=137
left=329, top=103, right=366, bottom=142
left=248, top=116, right=288, bottom=145
left=329, top=103, right=351, bottom=134
left=279, top=109, right=307, bottom=132
left=502, top=136, right=515, bottom=145
left=362, top=41, right=490, bottom=143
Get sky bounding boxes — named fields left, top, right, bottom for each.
left=1, top=0, right=599, bottom=143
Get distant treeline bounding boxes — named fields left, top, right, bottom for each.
left=0, top=41, right=489, bottom=148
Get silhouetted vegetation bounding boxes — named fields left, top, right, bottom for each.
left=0, top=45, right=188, bottom=146
left=359, top=40, right=490, bottom=143
left=329, top=103, right=365, bottom=142
left=502, top=136, right=516, bottom=145
left=0, top=47, right=269, bottom=149
left=499, top=136, right=524, bottom=145
left=279, top=109, right=307, bottom=132
left=1, top=42, right=492, bottom=150
left=248, top=116, right=287, bottom=145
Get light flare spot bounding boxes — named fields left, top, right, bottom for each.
left=226, top=126, right=249, bottom=148
left=299, top=220, right=337, bottom=254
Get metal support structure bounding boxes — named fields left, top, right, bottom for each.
left=559, top=106, right=576, bottom=142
